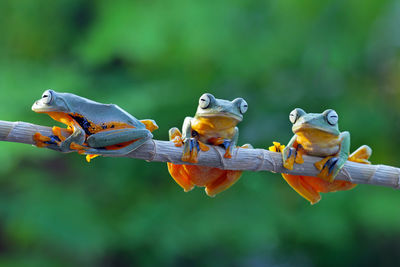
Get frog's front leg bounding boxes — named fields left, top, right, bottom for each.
left=282, top=135, right=301, bottom=170
left=315, top=131, right=350, bottom=182
left=221, top=127, right=239, bottom=158
left=60, top=122, right=86, bottom=152
left=85, top=128, right=152, bottom=155
left=181, top=117, right=209, bottom=163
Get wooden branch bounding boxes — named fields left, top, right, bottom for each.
left=1, top=120, right=399, bottom=190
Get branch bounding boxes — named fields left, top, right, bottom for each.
left=1, top=120, right=399, bottom=189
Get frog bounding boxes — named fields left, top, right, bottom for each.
left=167, top=93, right=252, bottom=197
left=32, top=89, right=158, bottom=162
left=269, top=108, right=372, bottom=204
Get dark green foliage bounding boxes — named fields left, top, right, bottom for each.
left=0, top=0, right=399, bottom=266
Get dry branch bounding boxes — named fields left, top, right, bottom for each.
left=1, top=120, right=399, bottom=190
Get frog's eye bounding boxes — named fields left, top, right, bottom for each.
left=41, top=90, right=53, bottom=104
left=326, top=110, right=338, bottom=125
left=239, top=99, right=248, bottom=114
left=289, top=109, right=298, bottom=124
left=199, top=93, right=211, bottom=109
left=289, top=108, right=306, bottom=124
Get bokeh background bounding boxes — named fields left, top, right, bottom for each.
left=0, top=0, right=400, bottom=266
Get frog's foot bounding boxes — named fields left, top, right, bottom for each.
left=205, top=170, right=243, bottom=197
left=33, top=132, right=52, bottom=148
left=240, top=143, right=253, bottom=149
left=51, top=126, right=67, bottom=142
left=315, top=156, right=339, bottom=182
left=169, top=127, right=184, bottom=147
left=182, top=138, right=200, bottom=163
left=269, top=141, right=285, bottom=153
left=179, top=136, right=209, bottom=164
left=140, top=119, right=158, bottom=132
left=86, top=154, right=100, bottom=163
left=167, top=162, right=195, bottom=192
left=294, top=144, right=305, bottom=164
left=282, top=147, right=297, bottom=170
left=70, top=142, right=89, bottom=154
left=349, top=145, right=372, bottom=164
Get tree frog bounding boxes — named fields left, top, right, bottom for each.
left=270, top=108, right=372, bottom=204
left=167, top=93, right=251, bottom=197
left=32, top=90, right=158, bottom=162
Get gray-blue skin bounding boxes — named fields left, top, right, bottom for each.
left=32, top=90, right=156, bottom=155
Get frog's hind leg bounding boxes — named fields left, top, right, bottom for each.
left=205, top=170, right=243, bottom=197
left=167, top=163, right=195, bottom=192
left=86, top=128, right=151, bottom=150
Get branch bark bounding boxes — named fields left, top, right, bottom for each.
left=1, top=120, right=399, bottom=190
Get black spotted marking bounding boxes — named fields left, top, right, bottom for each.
left=70, top=114, right=93, bottom=135
left=111, top=125, right=115, bottom=128
left=102, top=124, right=107, bottom=129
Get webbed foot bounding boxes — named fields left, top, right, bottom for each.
left=167, top=163, right=195, bottom=192
left=140, top=119, right=158, bottom=132
left=169, top=127, right=209, bottom=163
left=315, top=156, right=340, bottom=182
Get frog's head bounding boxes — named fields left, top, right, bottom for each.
left=32, top=89, right=71, bottom=113
left=290, top=108, right=340, bottom=136
left=195, top=93, right=248, bottom=122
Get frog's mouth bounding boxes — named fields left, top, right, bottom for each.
left=293, top=124, right=338, bottom=136
left=196, top=112, right=242, bottom=122
left=31, top=101, right=58, bottom=112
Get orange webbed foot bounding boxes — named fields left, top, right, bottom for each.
left=140, top=119, right=158, bottom=132
left=167, top=163, right=195, bottom=192
left=314, top=156, right=337, bottom=182
left=33, top=132, right=52, bottom=148
left=52, top=126, right=66, bottom=142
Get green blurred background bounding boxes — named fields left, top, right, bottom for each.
left=0, top=0, right=400, bottom=266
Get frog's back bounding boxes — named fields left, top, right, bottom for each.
left=64, top=93, right=142, bottom=127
